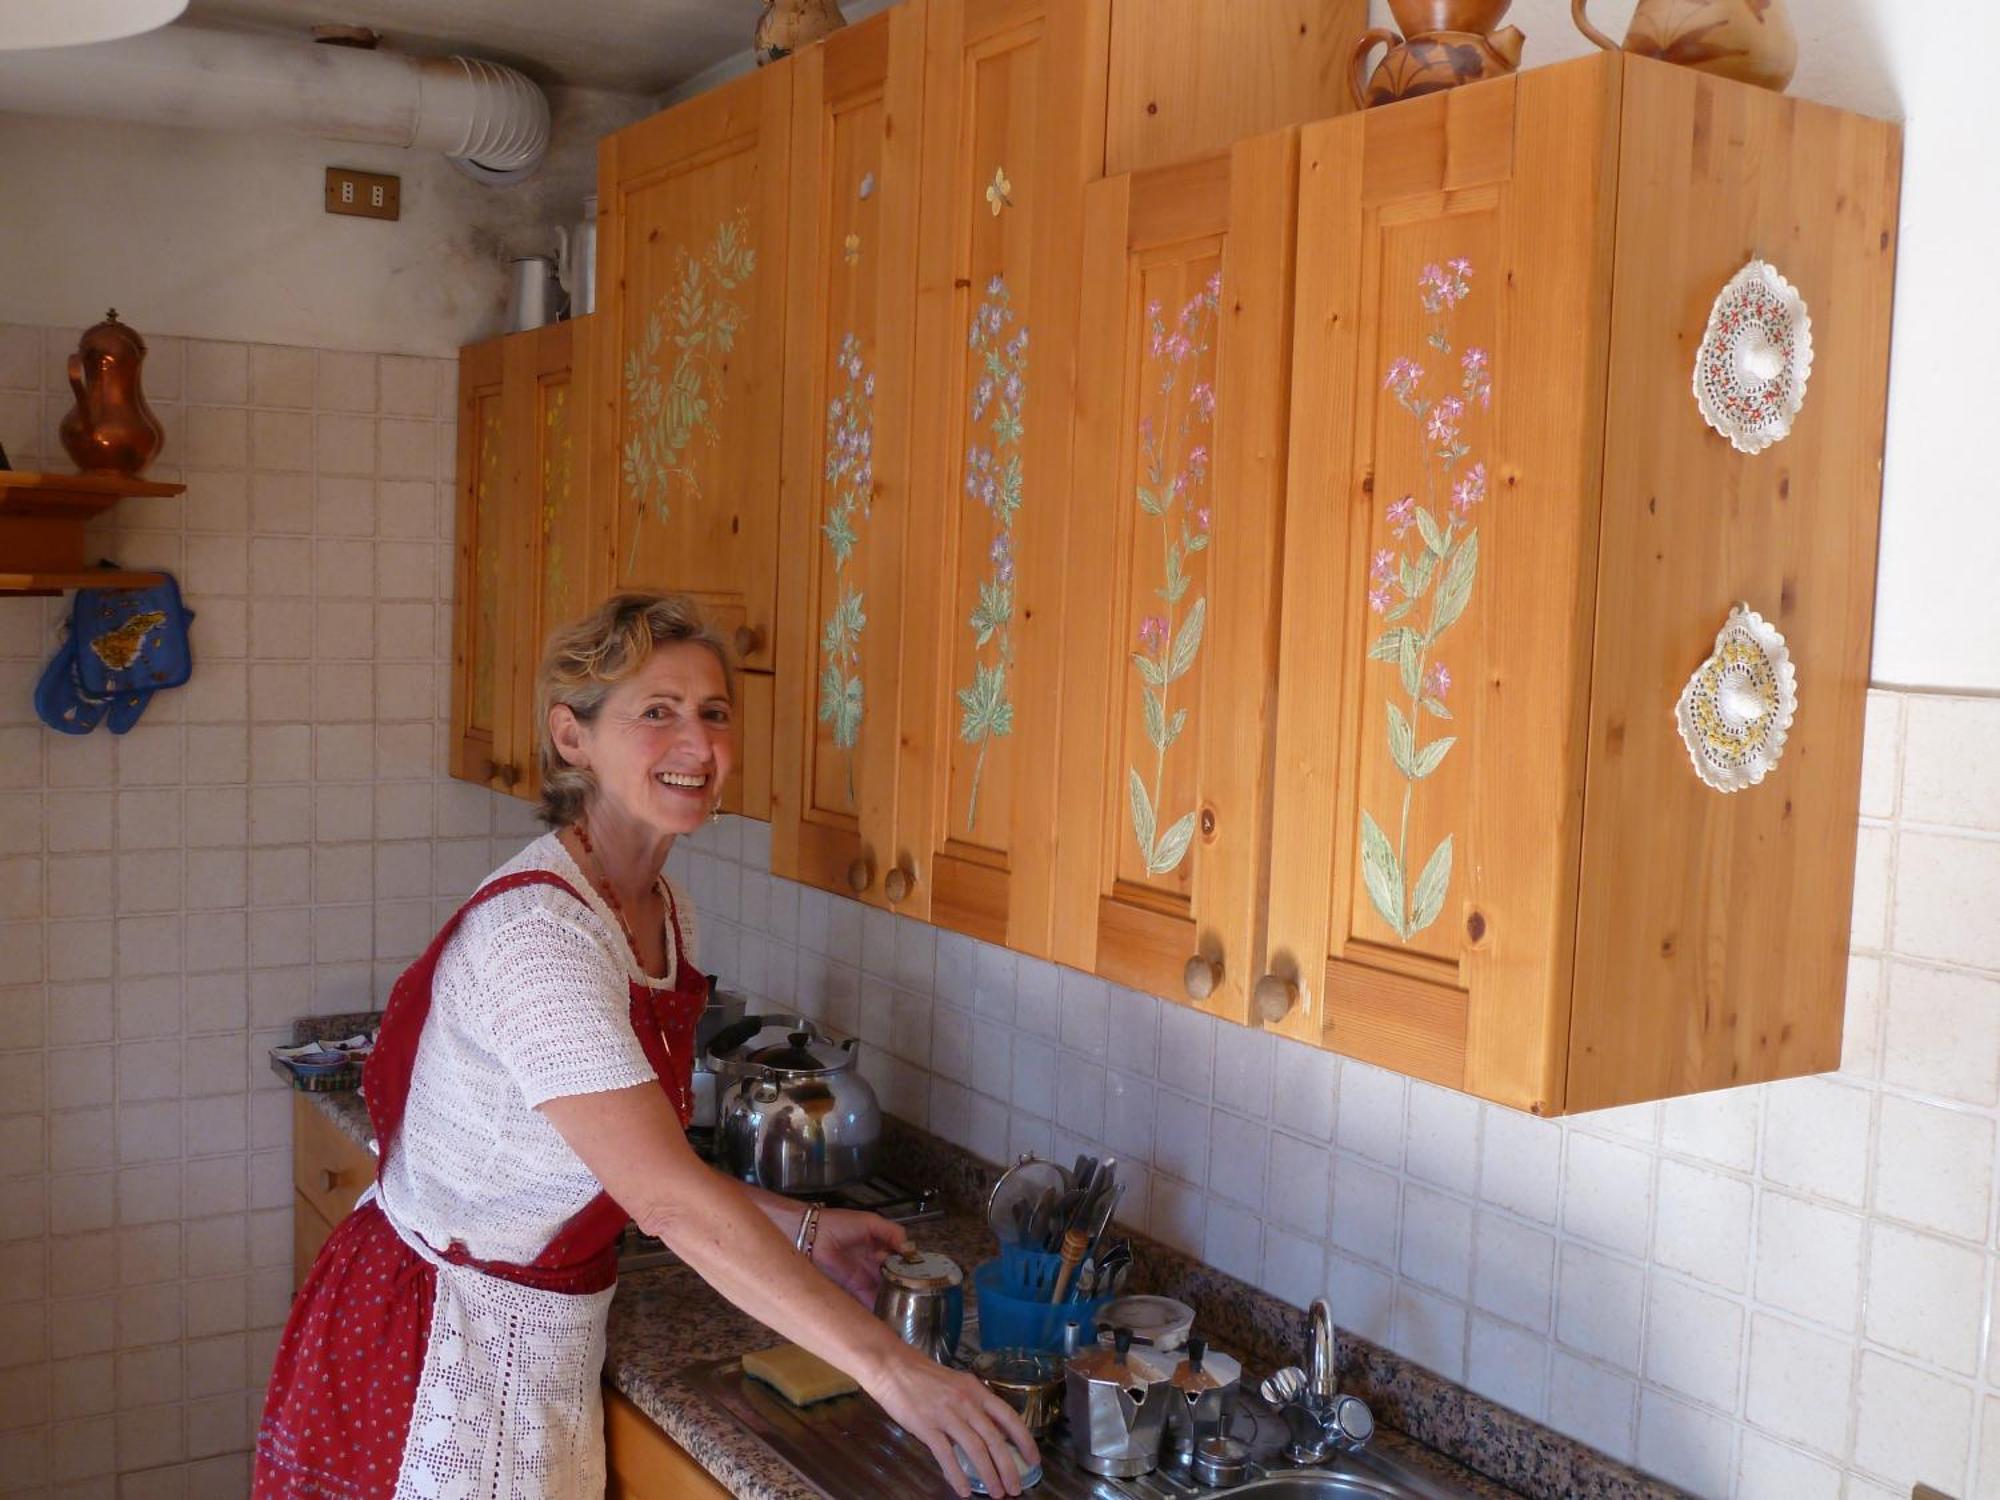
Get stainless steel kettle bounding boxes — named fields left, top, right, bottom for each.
left=709, top=1015, right=881, bottom=1193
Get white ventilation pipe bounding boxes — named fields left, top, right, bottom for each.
left=0, top=21, right=549, bottom=183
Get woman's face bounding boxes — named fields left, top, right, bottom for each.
left=558, top=641, right=735, bottom=839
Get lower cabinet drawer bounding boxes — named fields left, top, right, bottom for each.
left=292, top=1094, right=375, bottom=1226
left=604, top=1389, right=731, bottom=1500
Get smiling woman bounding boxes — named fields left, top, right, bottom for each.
left=254, top=592, right=1036, bottom=1500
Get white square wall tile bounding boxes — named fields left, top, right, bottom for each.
left=1325, top=1252, right=1393, bottom=1343
left=1736, top=1431, right=1841, bottom=1500
left=1266, top=1131, right=1330, bottom=1239
left=1761, top=1076, right=1871, bottom=1208
left=1553, top=1242, right=1644, bottom=1373
left=1560, top=1132, right=1653, bottom=1257
left=1894, top=830, right=2000, bottom=972
left=1752, top=1191, right=1863, bottom=1334
left=1872, top=1094, right=1993, bottom=1242
left=1851, top=1350, right=1974, bottom=1494
left=1849, top=822, right=1892, bottom=950
left=1881, top=960, right=2000, bottom=1108
left=1862, top=1222, right=1984, bottom=1376
left=1480, top=1104, right=1561, bottom=1224
left=1841, top=953, right=1884, bottom=1081
left=1157, top=1003, right=1213, bottom=1096
left=1651, top=1159, right=1752, bottom=1293
left=1208, top=1110, right=1267, bottom=1212
left=1659, top=1085, right=1759, bottom=1174
left=1390, top=1281, right=1466, bottom=1382
left=1212, top=1021, right=1272, bottom=1119
left=1398, top=1185, right=1473, bottom=1300
left=1329, top=1154, right=1400, bottom=1269
left=1404, top=1081, right=1479, bottom=1195
left=1856, top=688, right=1902, bottom=822
left=1642, top=1275, right=1743, bottom=1412
left=1153, top=1089, right=1210, bottom=1186
left=1106, top=986, right=1158, bottom=1079
left=1335, top=1059, right=1406, bottom=1168
left=1259, top=1226, right=1325, bottom=1311
left=1902, top=695, right=2000, bottom=832
left=1270, top=1036, right=1336, bottom=1141
left=1472, top=1211, right=1554, bottom=1334
left=1546, top=1350, right=1635, bottom=1464
left=1104, top=1071, right=1155, bottom=1161
left=1202, top=1208, right=1262, bottom=1285
left=1634, top=1390, right=1735, bottom=1500
left=1466, top=1313, right=1547, bottom=1420
left=1743, top=1313, right=1853, bottom=1460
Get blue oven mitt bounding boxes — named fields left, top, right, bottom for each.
left=33, top=575, right=195, bottom=736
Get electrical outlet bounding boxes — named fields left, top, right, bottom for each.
left=325, top=167, right=400, bottom=221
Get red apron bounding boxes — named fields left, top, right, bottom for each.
left=253, top=869, right=706, bottom=1499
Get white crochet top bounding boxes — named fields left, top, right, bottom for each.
left=375, top=832, right=699, bottom=1266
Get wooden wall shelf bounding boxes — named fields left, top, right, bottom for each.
left=0, top=470, right=184, bottom=595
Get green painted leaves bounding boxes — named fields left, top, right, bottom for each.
left=817, top=332, right=876, bottom=799
left=622, top=208, right=756, bottom=572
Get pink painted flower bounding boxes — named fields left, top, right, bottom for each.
left=1368, top=584, right=1393, bottom=615
left=1192, top=381, right=1216, bottom=420
left=1370, top=548, right=1395, bottom=583
left=1450, top=461, right=1487, bottom=516
left=1383, top=357, right=1424, bottom=403
left=1385, top=495, right=1416, bottom=537
left=1426, top=394, right=1465, bottom=448
left=1205, top=270, right=1224, bottom=303
left=1195, top=507, right=1212, bottom=532
left=1425, top=662, right=1451, bottom=700
left=1186, top=444, right=1210, bottom=476
left=1139, top=615, right=1168, bottom=651
left=1460, top=346, right=1491, bottom=409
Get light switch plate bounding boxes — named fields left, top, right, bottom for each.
left=325, top=167, right=400, bottom=221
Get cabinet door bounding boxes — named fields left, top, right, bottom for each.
left=772, top=5, right=927, bottom=903
left=896, top=0, right=1111, bottom=947
left=1053, top=133, right=1298, bottom=1022
left=449, top=335, right=523, bottom=793
left=1265, top=65, right=1620, bottom=1111
left=511, top=317, right=598, bottom=805
left=597, top=63, right=791, bottom=672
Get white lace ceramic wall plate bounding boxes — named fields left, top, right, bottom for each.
left=1692, top=259, right=1814, bottom=455
left=1675, top=604, right=1798, bottom=793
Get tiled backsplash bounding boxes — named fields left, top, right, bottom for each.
left=0, top=324, right=539, bottom=1497
left=665, top=689, right=2000, bottom=1500
left=3, top=314, right=1997, bottom=1500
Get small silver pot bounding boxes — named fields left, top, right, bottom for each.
left=874, top=1249, right=964, bottom=1365
left=709, top=1016, right=881, bottom=1193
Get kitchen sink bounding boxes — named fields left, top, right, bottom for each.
left=1113, top=1445, right=1481, bottom=1500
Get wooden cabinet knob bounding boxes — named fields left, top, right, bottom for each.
left=846, top=856, right=874, bottom=895
left=733, top=624, right=764, bottom=660
left=1183, top=953, right=1222, bottom=1001
left=1253, top=974, right=1298, bottom=1024
left=883, top=863, right=916, bottom=904
left=319, top=1168, right=340, bottom=1193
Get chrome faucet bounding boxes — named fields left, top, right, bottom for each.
left=1259, top=1297, right=1376, bottom=1465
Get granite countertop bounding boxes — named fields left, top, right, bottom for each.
left=296, top=1091, right=1685, bottom=1500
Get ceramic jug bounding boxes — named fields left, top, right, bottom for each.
left=1351, top=16, right=1525, bottom=110
left=1572, top=0, right=1797, bottom=92
left=752, top=0, right=846, bottom=66
left=59, top=310, right=162, bottom=475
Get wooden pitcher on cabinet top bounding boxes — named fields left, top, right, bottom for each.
left=1351, top=0, right=1525, bottom=109
left=1572, top=0, right=1797, bottom=91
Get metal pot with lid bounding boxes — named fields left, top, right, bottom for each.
left=874, top=1248, right=964, bottom=1365
left=708, top=1015, right=881, bottom=1193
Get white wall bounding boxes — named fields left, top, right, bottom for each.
left=0, top=81, right=649, bottom=356
left=1369, top=0, right=1998, bottom=691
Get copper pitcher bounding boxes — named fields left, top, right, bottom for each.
left=1572, top=0, right=1797, bottom=92
left=1352, top=16, right=1525, bottom=110
left=59, top=310, right=163, bottom=475
left=752, top=0, right=846, bottom=65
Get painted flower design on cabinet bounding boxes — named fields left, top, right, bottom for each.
left=1360, top=258, right=1492, bottom=942
left=956, top=274, right=1028, bottom=830
left=472, top=401, right=503, bottom=729
left=541, top=382, right=572, bottom=622
left=1127, top=274, right=1221, bottom=878
left=818, top=333, right=876, bottom=806
left=621, top=207, right=756, bottom=572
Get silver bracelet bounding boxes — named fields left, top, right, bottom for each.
left=793, top=1203, right=822, bottom=1258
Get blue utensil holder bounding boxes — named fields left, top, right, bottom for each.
left=973, top=1257, right=1111, bottom=1354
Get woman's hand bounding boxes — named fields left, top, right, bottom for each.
left=808, top=1209, right=906, bottom=1306
left=864, top=1346, right=1040, bottom=1498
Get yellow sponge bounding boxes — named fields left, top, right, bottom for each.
left=741, top=1343, right=860, bottom=1406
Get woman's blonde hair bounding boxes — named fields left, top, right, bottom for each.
left=535, top=592, right=736, bottom=829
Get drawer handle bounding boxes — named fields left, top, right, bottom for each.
left=1253, top=974, right=1298, bottom=1024
left=846, top=856, right=874, bottom=895
left=1183, top=953, right=1221, bottom=1001
left=320, top=1168, right=340, bottom=1193
left=883, top=863, right=916, bottom=904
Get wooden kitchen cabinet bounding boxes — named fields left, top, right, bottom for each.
left=1053, top=130, right=1300, bottom=1023
left=890, top=0, right=1110, bottom=950
left=449, top=334, right=516, bottom=793
left=771, top=4, right=928, bottom=905
left=1262, top=55, right=1901, bottom=1113
left=604, top=1390, right=730, bottom=1500
left=291, top=1094, right=376, bottom=1292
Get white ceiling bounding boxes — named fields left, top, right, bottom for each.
left=185, top=0, right=753, bottom=96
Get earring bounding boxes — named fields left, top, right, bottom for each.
left=709, top=799, right=723, bottom=824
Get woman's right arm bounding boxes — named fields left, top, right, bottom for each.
left=539, top=1082, right=1037, bottom=1499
